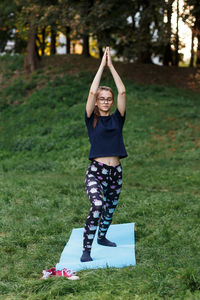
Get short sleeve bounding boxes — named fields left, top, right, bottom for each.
left=114, top=108, right=126, bottom=127
left=85, top=109, right=95, bottom=127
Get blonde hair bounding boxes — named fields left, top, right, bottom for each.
left=93, top=86, right=114, bottom=128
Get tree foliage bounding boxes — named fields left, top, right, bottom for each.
left=0, top=0, right=199, bottom=70
left=0, top=0, right=16, bottom=52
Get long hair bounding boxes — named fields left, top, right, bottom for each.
left=93, top=86, right=114, bottom=128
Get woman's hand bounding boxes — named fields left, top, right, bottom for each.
left=106, top=47, right=113, bottom=68
left=100, top=47, right=108, bottom=68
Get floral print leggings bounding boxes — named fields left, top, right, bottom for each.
left=83, top=160, right=122, bottom=252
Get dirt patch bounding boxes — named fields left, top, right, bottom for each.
left=40, top=55, right=200, bottom=93
left=2, top=54, right=200, bottom=93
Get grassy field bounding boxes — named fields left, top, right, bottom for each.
left=0, top=55, right=200, bottom=299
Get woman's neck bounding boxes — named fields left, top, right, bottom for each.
left=99, top=109, right=110, bottom=116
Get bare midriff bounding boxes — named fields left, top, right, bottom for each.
left=93, top=156, right=120, bottom=167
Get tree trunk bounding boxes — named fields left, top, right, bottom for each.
left=66, top=26, right=71, bottom=54
left=82, top=34, right=90, bottom=57
left=174, top=0, right=179, bottom=66
left=81, top=0, right=94, bottom=57
left=41, top=27, right=46, bottom=56
left=163, top=0, right=173, bottom=66
left=195, top=15, right=200, bottom=67
left=138, top=50, right=152, bottom=64
left=99, top=46, right=103, bottom=59
left=72, top=42, right=76, bottom=54
left=137, top=23, right=152, bottom=64
left=190, top=28, right=195, bottom=67
left=51, top=26, right=56, bottom=55
left=196, top=37, right=200, bottom=67
left=35, top=39, right=40, bottom=60
left=24, top=24, right=38, bottom=73
left=164, top=43, right=173, bottom=66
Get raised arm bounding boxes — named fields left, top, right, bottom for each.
left=107, top=47, right=126, bottom=116
left=86, top=48, right=107, bottom=118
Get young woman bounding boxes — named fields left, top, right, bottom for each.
left=81, top=47, right=128, bottom=262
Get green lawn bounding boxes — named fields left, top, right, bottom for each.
left=0, top=57, right=200, bottom=299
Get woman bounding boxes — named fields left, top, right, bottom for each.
left=81, top=47, right=128, bottom=262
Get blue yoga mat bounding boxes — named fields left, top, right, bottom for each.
left=56, top=223, right=136, bottom=271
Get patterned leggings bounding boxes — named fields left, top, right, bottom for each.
left=83, top=160, right=122, bottom=252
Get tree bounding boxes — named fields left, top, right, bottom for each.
left=15, top=1, right=43, bottom=72
left=24, top=23, right=39, bottom=72
left=194, top=8, right=200, bottom=66
left=15, top=0, right=68, bottom=71
left=55, top=0, right=74, bottom=55
left=0, top=0, right=16, bottom=53
left=50, top=24, right=57, bottom=55
left=163, top=0, right=174, bottom=66
left=115, top=0, right=165, bottom=63
left=135, top=0, right=154, bottom=63
left=183, top=0, right=200, bottom=67
left=190, top=28, right=195, bottom=67
left=174, top=0, right=180, bottom=66
left=1, top=0, right=192, bottom=68
left=72, top=0, right=94, bottom=57
left=66, top=26, right=71, bottom=54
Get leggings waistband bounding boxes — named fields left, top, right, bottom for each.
left=91, top=159, right=121, bottom=170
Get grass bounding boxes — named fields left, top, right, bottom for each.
left=0, top=55, right=200, bottom=299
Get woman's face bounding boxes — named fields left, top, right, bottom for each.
left=95, top=90, right=114, bottom=112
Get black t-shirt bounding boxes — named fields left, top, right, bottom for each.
left=85, top=108, right=128, bottom=160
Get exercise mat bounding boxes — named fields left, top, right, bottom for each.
left=56, top=222, right=136, bottom=271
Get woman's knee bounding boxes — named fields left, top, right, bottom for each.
left=92, top=200, right=103, bottom=211
left=85, top=174, right=101, bottom=191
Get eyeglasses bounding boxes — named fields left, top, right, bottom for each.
left=97, top=97, right=113, bottom=103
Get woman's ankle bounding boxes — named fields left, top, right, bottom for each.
left=80, top=250, right=93, bottom=262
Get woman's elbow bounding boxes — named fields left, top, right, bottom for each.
left=89, top=90, right=97, bottom=96
left=118, top=89, right=126, bottom=95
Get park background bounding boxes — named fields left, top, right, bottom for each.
left=0, top=0, right=200, bottom=299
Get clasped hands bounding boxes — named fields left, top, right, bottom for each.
left=101, top=46, right=113, bottom=68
